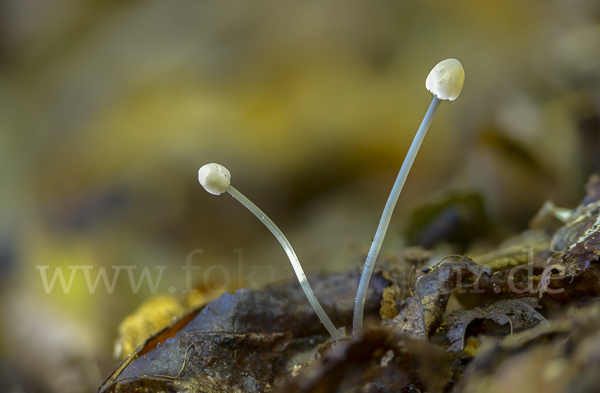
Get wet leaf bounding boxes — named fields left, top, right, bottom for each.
left=443, top=297, right=548, bottom=352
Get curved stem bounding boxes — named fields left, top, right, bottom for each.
left=227, top=185, right=343, bottom=340
left=353, top=96, right=441, bottom=335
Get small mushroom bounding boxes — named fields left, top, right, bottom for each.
left=353, top=59, right=465, bottom=335
left=425, top=58, right=465, bottom=101
left=198, top=163, right=343, bottom=340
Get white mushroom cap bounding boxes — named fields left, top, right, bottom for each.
left=198, top=163, right=231, bottom=195
left=425, top=59, right=465, bottom=101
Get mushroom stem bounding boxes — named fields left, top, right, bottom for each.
left=353, top=96, right=441, bottom=335
left=227, top=185, right=343, bottom=340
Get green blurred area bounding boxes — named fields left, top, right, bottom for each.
left=0, top=0, right=599, bottom=391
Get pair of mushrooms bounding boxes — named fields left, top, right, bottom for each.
left=198, top=59, right=465, bottom=339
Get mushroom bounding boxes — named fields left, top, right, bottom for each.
left=198, top=163, right=344, bottom=340
left=352, top=59, right=465, bottom=335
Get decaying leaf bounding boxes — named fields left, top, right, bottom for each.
left=375, top=247, right=434, bottom=320
left=529, top=200, right=571, bottom=235
left=380, top=285, right=403, bottom=320
left=443, top=297, right=548, bottom=352
left=102, top=331, right=291, bottom=393
left=114, top=295, right=185, bottom=360
left=455, top=298, right=600, bottom=393
left=273, top=329, right=447, bottom=393
left=375, top=247, right=434, bottom=294
left=533, top=181, right=600, bottom=302
left=471, top=230, right=551, bottom=272
left=439, top=175, right=600, bottom=305
left=538, top=264, right=566, bottom=299
left=174, top=270, right=386, bottom=336
left=383, top=256, right=491, bottom=340
left=100, top=270, right=388, bottom=392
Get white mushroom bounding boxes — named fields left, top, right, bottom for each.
left=198, top=163, right=343, bottom=340
left=353, top=59, right=465, bottom=335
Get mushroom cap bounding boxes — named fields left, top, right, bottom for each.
left=425, top=59, right=465, bottom=101
left=198, top=163, right=231, bottom=195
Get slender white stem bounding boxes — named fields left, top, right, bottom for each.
left=353, top=96, right=441, bottom=335
left=227, top=185, right=343, bottom=340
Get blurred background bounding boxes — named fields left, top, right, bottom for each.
left=1, top=0, right=600, bottom=391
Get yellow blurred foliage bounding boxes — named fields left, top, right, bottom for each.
left=113, top=295, right=184, bottom=360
